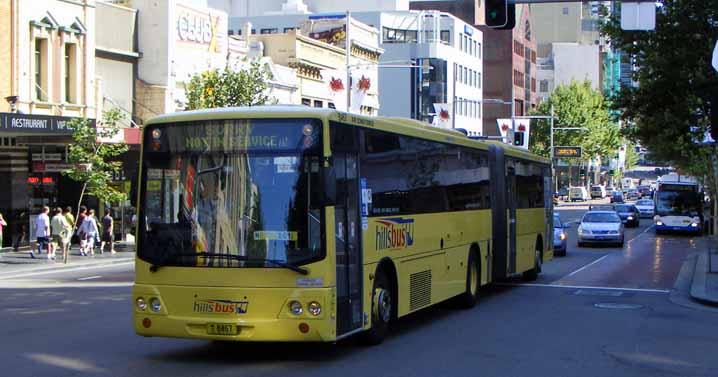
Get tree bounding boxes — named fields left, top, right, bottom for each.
left=601, top=0, right=718, bottom=229
left=62, top=108, right=129, bottom=262
left=530, top=80, right=621, bottom=163
left=185, top=60, right=276, bottom=110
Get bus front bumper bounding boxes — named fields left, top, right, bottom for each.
left=133, top=285, right=338, bottom=342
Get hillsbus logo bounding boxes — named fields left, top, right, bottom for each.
left=193, top=299, right=248, bottom=314
left=375, top=217, right=415, bottom=251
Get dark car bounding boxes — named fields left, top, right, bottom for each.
left=610, top=191, right=624, bottom=203
left=637, top=186, right=652, bottom=198
left=558, top=187, right=569, bottom=200
left=613, top=204, right=640, bottom=227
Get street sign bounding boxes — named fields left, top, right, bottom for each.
left=553, top=146, right=582, bottom=158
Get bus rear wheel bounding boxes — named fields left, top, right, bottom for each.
left=457, top=250, right=480, bottom=308
left=363, top=269, right=392, bottom=345
left=523, top=247, right=542, bottom=281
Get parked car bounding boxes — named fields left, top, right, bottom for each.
left=590, top=185, right=607, bottom=199
left=577, top=211, right=625, bottom=247
left=610, top=191, right=625, bottom=203
left=606, top=186, right=615, bottom=196
left=634, top=199, right=655, bottom=218
left=553, top=213, right=568, bottom=257
left=569, top=187, right=590, bottom=202
left=613, top=204, right=641, bottom=227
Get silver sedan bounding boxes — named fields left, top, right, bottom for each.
left=577, top=211, right=625, bottom=247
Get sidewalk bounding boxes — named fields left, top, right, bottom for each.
left=0, top=242, right=135, bottom=277
left=690, top=236, right=718, bottom=306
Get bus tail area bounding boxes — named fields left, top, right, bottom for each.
left=133, top=107, right=551, bottom=344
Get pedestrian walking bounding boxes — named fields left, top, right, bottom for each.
left=12, top=211, right=26, bottom=251
left=0, top=213, right=7, bottom=249
left=76, top=206, right=87, bottom=255
left=51, top=207, right=72, bottom=260
left=100, top=209, right=115, bottom=254
left=63, top=207, right=75, bottom=254
left=33, top=206, right=51, bottom=259
left=79, top=209, right=99, bottom=256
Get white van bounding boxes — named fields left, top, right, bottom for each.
left=569, top=187, right=590, bottom=202
left=590, top=185, right=607, bottom=199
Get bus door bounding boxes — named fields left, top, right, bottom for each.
left=506, top=166, right=517, bottom=274
left=489, top=145, right=508, bottom=279
left=333, top=153, right=363, bottom=336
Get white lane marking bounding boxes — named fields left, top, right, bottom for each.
left=496, top=282, right=670, bottom=294
left=627, top=225, right=654, bottom=244
left=0, top=261, right=134, bottom=280
left=0, top=281, right=133, bottom=289
left=77, top=275, right=102, bottom=281
left=559, top=254, right=610, bottom=280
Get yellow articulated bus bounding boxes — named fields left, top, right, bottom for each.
left=133, top=106, right=553, bottom=344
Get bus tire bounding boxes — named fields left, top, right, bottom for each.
left=457, top=249, right=480, bottom=309
left=523, top=243, right=542, bottom=281
left=363, top=268, right=392, bottom=345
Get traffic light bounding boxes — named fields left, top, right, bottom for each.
left=513, top=131, right=524, bottom=146
left=485, top=0, right=516, bottom=29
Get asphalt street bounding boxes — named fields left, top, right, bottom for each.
left=1, top=198, right=717, bottom=377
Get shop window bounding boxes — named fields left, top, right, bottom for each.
left=284, top=27, right=296, bottom=33
left=260, top=28, right=278, bottom=34
left=313, top=100, right=323, bottom=108
left=328, top=102, right=336, bottom=109
left=440, top=30, right=450, bottom=44
left=64, top=43, right=77, bottom=103
left=301, top=98, right=311, bottom=106
left=34, top=38, right=48, bottom=101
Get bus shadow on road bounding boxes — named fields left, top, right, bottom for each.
left=147, top=286, right=522, bottom=364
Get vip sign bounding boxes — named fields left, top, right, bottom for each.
left=175, top=4, right=227, bottom=53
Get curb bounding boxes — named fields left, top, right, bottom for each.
left=689, top=252, right=718, bottom=306
left=0, top=255, right=135, bottom=278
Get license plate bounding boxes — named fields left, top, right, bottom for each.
left=206, top=323, right=239, bottom=336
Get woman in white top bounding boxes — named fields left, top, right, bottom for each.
left=79, top=209, right=99, bottom=256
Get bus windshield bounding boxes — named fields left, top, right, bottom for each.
left=138, top=118, right=324, bottom=268
left=656, top=190, right=701, bottom=217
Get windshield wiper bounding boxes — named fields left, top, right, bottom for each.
left=150, top=252, right=309, bottom=275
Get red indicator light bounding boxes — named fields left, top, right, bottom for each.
left=42, top=177, right=54, bottom=184
left=298, top=323, right=310, bottom=334
left=27, top=177, right=40, bottom=184
left=142, top=318, right=152, bottom=328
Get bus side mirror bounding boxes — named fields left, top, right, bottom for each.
left=323, top=165, right=337, bottom=206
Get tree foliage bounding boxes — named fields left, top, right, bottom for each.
left=185, top=60, right=276, bottom=110
left=530, top=80, right=621, bottom=162
left=601, top=1, right=718, bottom=191
left=63, top=108, right=129, bottom=207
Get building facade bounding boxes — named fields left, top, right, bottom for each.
left=410, top=1, right=535, bottom=137
left=0, top=0, right=100, bottom=247
left=230, top=9, right=483, bottom=134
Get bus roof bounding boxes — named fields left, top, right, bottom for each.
left=145, top=105, right=549, bottom=164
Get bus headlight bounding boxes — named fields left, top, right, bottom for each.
left=656, top=221, right=664, bottom=226
left=308, top=302, right=322, bottom=316
left=627, top=216, right=634, bottom=220
left=136, top=297, right=147, bottom=311
left=150, top=297, right=162, bottom=312
left=691, top=223, right=699, bottom=228
left=289, top=301, right=303, bottom=315
left=560, top=233, right=567, bottom=241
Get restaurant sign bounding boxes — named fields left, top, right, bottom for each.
left=0, top=113, right=94, bottom=134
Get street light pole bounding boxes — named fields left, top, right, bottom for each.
left=550, top=104, right=556, bottom=191
left=451, top=63, right=457, bottom=129
left=345, top=11, right=351, bottom=112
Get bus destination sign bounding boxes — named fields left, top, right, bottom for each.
left=553, top=146, right=582, bottom=158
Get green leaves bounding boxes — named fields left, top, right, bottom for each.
left=601, top=0, right=718, bottom=184
left=62, top=107, right=129, bottom=205
left=185, top=60, right=276, bottom=110
left=530, top=80, right=621, bottom=162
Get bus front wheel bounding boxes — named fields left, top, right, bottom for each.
left=363, top=269, right=392, bottom=345
left=523, top=247, right=542, bottom=281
